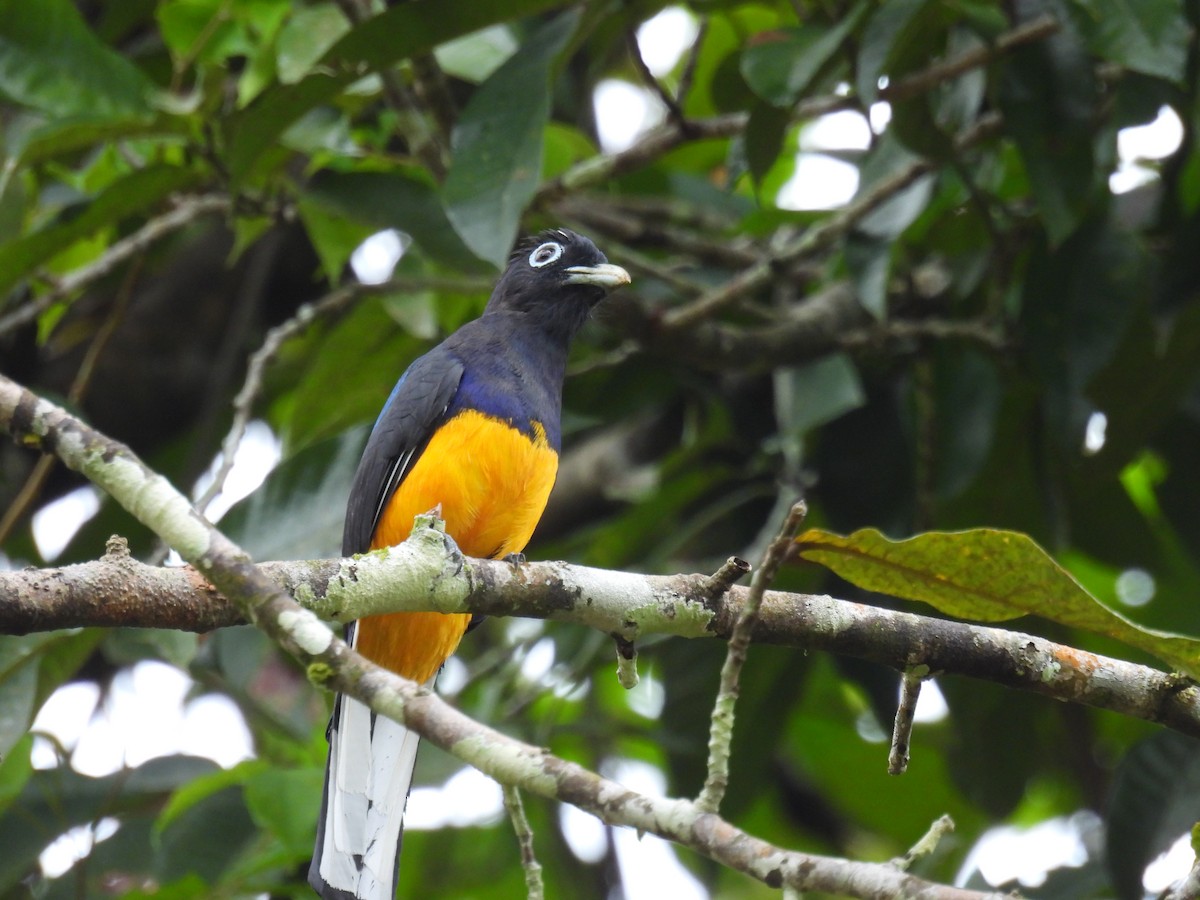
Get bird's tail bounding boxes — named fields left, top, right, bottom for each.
left=309, top=690, right=420, bottom=899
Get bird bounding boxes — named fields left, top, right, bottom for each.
left=309, top=229, right=630, bottom=899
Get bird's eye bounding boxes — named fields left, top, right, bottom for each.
left=529, top=242, right=563, bottom=268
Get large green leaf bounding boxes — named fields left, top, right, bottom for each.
left=0, top=0, right=153, bottom=117
left=1070, top=0, right=1188, bottom=84
left=0, top=164, right=202, bottom=297
left=0, top=755, right=218, bottom=891
left=304, top=169, right=483, bottom=271
left=442, top=11, right=579, bottom=268
left=997, top=2, right=1097, bottom=245
left=243, top=765, right=324, bottom=855
left=740, top=3, right=866, bottom=108
left=223, top=0, right=572, bottom=180
left=0, top=630, right=102, bottom=761
left=221, top=425, right=368, bottom=561
left=795, top=527, right=1200, bottom=676
left=1106, top=732, right=1200, bottom=900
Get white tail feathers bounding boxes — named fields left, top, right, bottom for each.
left=309, top=693, right=421, bottom=899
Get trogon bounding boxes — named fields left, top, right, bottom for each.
left=309, top=229, right=630, bottom=899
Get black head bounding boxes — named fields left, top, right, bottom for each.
left=484, top=229, right=630, bottom=339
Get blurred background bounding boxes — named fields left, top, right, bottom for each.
left=2, top=0, right=1200, bottom=897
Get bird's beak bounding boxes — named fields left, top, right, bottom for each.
left=565, top=263, right=632, bottom=290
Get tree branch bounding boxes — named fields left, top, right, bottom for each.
left=2, top=517, right=1199, bottom=741
left=0, top=373, right=1008, bottom=900
left=0, top=194, right=231, bottom=338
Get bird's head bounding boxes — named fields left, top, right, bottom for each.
left=485, top=229, right=630, bottom=337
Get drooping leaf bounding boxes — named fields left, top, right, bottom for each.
left=795, top=527, right=1200, bottom=676
left=1070, top=0, right=1188, bottom=85
left=1106, top=731, right=1200, bottom=900
left=997, top=2, right=1097, bottom=245
left=743, top=100, right=790, bottom=187
left=856, top=0, right=937, bottom=104
left=0, top=755, right=218, bottom=892
left=0, top=630, right=102, bottom=761
left=304, top=169, right=484, bottom=271
left=221, top=425, right=369, bottom=561
left=0, top=0, right=153, bottom=118
left=275, top=3, right=350, bottom=84
left=442, top=11, right=579, bottom=268
left=740, top=4, right=866, bottom=108
left=243, top=765, right=324, bottom=855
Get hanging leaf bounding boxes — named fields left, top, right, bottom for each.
left=0, top=0, right=153, bottom=118
left=795, top=527, right=1200, bottom=676
left=442, top=11, right=580, bottom=268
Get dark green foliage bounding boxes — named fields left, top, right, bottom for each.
left=2, top=0, right=1200, bottom=897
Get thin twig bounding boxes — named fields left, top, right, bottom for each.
left=696, top=500, right=807, bottom=814
left=503, top=784, right=544, bottom=900
left=879, top=14, right=1060, bottom=104
left=837, top=317, right=1010, bottom=354
left=0, top=254, right=144, bottom=545
left=702, top=556, right=752, bottom=602
left=675, top=17, right=708, bottom=107
left=0, top=195, right=230, bottom=338
left=626, top=29, right=688, bottom=131
left=193, top=273, right=492, bottom=517
left=614, top=635, right=638, bottom=689
left=888, top=668, right=926, bottom=775
left=892, top=815, right=955, bottom=871
left=193, top=284, right=359, bottom=516
left=331, top=0, right=447, bottom=178
left=538, top=94, right=851, bottom=204
left=661, top=113, right=1004, bottom=331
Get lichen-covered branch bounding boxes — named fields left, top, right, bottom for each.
left=2, top=512, right=1200, bottom=741
left=0, top=373, right=1005, bottom=900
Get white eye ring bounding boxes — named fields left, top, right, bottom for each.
left=529, top=241, right=563, bottom=268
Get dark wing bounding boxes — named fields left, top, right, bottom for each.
left=342, top=348, right=465, bottom=556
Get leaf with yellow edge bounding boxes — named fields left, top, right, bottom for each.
left=795, top=527, right=1200, bottom=677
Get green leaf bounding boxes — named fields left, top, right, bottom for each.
left=932, top=347, right=1001, bottom=500
left=1106, top=732, right=1200, bottom=900
left=743, top=100, right=789, bottom=187
left=0, top=755, right=218, bottom=891
left=304, top=169, right=482, bottom=270
left=442, top=11, right=579, bottom=268
left=434, top=23, right=518, bottom=82
left=795, top=527, right=1200, bottom=676
left=0, top=630, right=101, bottom=761
left=243, top=766, right=323, bottom=854
left=1070, top=0, right=1188, bottom=85
left=844, top=232, right=890, bottom=319
left=997, top=5, right=1097, bottom=245
left=0, top=0, right=153, bottom=117
left=775, top=354, right=865, bottom=440
left=740, top=5, right=866, bottom=108
left=155, top=759, right=267, bottom=836
left=275, top=3, right=350, bottom=84
left=0, top=734, right=32, bottom=816
left=224, top=0, right=572, bottom=180
left=855, top=133, right=936, bottom=238
left=0, top=164, right=202, bottom=297
left=221, top=425, right=368, bottom=560
left=102, top=628, right=199, bottom=669
left=296, top=194, right=375, bottom=283
left=11, top=114, right=192, bottom=167
left=856, top=0, right=934, bottom=104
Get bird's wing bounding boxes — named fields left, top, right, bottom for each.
left=341, top=349, right=465, bottom=556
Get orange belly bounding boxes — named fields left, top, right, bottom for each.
left=355, top=409, right=559, bottom=682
